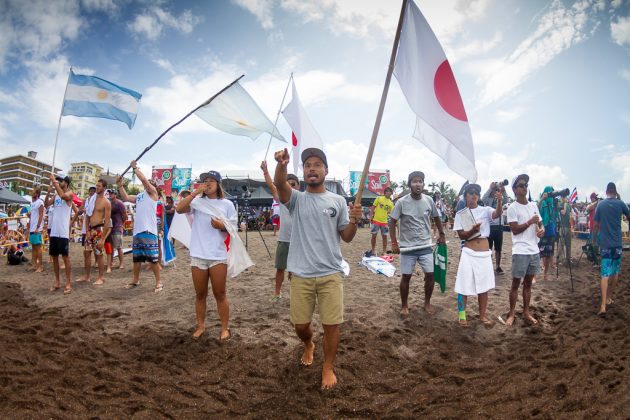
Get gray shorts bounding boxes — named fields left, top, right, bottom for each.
left=512, top=254, right=541, bottom=279
left=275, top=241, right=289, bottom=270
left=111, top=233, right=123, bottom=249
left=400, top=250, right=434, bottom=275
left=371, top=224, right=389, bottom=235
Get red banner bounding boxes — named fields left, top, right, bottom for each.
left=367, top=171, right=391, bottom=195
left=151, top=166, right=174, bottom=196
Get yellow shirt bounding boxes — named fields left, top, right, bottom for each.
left=372, top=195, right=394, bottom=225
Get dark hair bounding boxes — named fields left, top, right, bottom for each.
left=97, top=179, right=107, bottom=188
left=384, top=187, right=393, bottom=194
left=166, top=196, right=174, bottom=203
left=32, top=187, right=41, bottom=197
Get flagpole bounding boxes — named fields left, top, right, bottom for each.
left=353, top=0, right=408, bottom=208
left=264, top=72, right=293, bottom=161
left=51, top=67, right=73, bottom=177
left=120, top=75, right=245, bottom=177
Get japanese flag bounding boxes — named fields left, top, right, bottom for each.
left=393, top=0, right=477, bottom=182
left=282, top=81, right=324, bottom=176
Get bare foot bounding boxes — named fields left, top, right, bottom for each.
left=35, top=268, right=44, bottom=273
left=505, top=314, right=516, bottom=326
left=400, top=307, right=410, bottom=317
left=458, top=319, right=468, bottom=327
left=49, top=284, right=61, bottom=292
left=219, top=329, right=231, bottom=342
left=192, top=327, right=205, bottom=340
left=606, top=298, right=614, bottom=305
left=321, top=366, right=337, bottom=390
left=106, top=268, right=112, bottom=274
left=93, top=279, right=104, bottom=285
left=523, top=313, right=538, bottom=325
left=300, top=340, right=315, bottom=366
left=480, top=317, right=495, bottom=328
left=63, top=287, right=72, bottom=295
left=76, top=276, right=90, bottom=283
left=424, top=304, right=435, bottom=315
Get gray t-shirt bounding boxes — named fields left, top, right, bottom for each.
left=277, top=203, right=292, bottom=243
left=390, top=194, right=438, bottom=249
left=286, top=189, right=349, bottom=278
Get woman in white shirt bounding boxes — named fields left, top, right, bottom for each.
left=176, top=171, right=236, bottom=342
left=453, top=184, right=502, bottom=327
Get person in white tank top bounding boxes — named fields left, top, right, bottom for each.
left=44, top=173, right=74, bottom=294
left=176, top=170, right=234, bottom=342
left=117, top=161, right=163, bottom=292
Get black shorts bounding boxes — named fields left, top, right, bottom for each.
left=487, top=225, right=503, bottom=252
left=49, top=237, right=69, bottom=257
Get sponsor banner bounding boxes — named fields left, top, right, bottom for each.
left=172, top=168, right=192, bottom=194
left=349, top=170, right=391, bottom=196
left=151, top=166, right=174, bottom=196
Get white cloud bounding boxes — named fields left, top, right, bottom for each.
left=495, top=107, right=525, bottom=123
left=611, top=0, right=624, bottom=9
left=474, top=0, right=599, bottom=107
left=152, top=58, right=176, bottom=75
left=232, top=0, right=275, bottom=29
left=449, top=32, right=503, bottom=63
left=0, top=0, right=83, bottom=72
left=128, top=7, right=201, bottom=40
left=472, top=129, right=506, bottom=146
left=619, top=67, right=630, bottom=82
left=611, top=15, right=630, bottom=46
left=81, top=0, right=118, bottom=13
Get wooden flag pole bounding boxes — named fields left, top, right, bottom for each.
left=264, top=72, right=293, bottom=161
left=120, top=74, right=245, bottom=177
left=353, top=0, right=408, bottom=207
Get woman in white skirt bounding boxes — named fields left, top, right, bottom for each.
left=453, top=184, right=502, bottom=326
left=176, top=170, right=237, bottom=341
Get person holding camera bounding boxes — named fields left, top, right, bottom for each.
left=559, top=196, right=572, bottom=265
left=505, top=174, right=545, bottom=326
left=593, top=182, right=629, bottom=316
left=482, top=180, right=509, bottom=275
left=538, top=186, right=558, bottom=281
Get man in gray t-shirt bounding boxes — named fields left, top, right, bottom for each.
left=390, top=171, right=445, bottom=317
left=274, top=147, right=362, bottom=390
left=261, top=161, right=300, bottom=301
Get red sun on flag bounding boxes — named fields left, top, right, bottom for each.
left=433, top=60, right=467, bottom=122
left=292, top=132, right=298, bottom=147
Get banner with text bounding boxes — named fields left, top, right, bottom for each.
left=172, top=168, right=192, bottom=194
left=151, top=166, right=174, bottom=196
left=349, top=170, right=391, bottom=196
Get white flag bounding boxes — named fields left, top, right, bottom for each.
left=282, top=81, right=324, bottom=175
left=195, top=82, right=285, bottom=142
left=393, top=1, right=477, bottom=182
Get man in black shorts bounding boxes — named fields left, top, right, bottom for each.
left=483, top=181, right=508, bottom=274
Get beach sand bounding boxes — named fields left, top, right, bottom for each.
left=1, top=229, right=629, bottom=418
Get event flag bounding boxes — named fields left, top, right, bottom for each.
left=195, top=82, right=285, bottom=142
left=393, top=0, right=478, bottom=182
left=282, top=80, right=324, bottom=175
left=570, top=187, right=578, bottom=204
left=61, top=70, right=142, bottom=129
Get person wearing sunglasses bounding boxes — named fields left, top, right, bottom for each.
left=505, top=174, right=545, bottom=326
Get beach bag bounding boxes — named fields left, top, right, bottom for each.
left=544, top=221, right=556, bottom=238
left=433, top=244, right=447, bottom=293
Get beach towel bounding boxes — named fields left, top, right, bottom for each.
left=360, top=256, right=396, bottom=277
left=168, top=200, right=253, bottom=278
left=454, top=247, right=494, bottom=296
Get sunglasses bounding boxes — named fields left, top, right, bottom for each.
left=516, top=183, right=528, bottom=188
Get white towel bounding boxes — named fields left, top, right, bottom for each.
left=454, top=247, right=495, bottom=296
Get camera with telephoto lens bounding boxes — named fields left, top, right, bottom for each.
left=493, top=179, right=509, bottom=192
left=548, top=188, right=570, bottom=199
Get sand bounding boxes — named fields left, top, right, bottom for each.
left=1, top=228, right=629, bottom=418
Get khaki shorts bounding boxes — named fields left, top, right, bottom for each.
left=111, top=233, right=123, bottom=249
left=290, top=273, right=344, bottom=325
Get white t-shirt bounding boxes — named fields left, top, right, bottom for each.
left=506, top=201, right=541, bottom=255
left=189, top=197, right=237, bottom=260
left=133, top=191, right=158, bottom=236
left=453, top=205, right=494, bottom=238
left=272, top=199, right=280, bottom=217
left=277, top=203, right=292, bottom=243
left=50, top=194, right=72, bottom=239
left=29, top=198, right=44, bottom=233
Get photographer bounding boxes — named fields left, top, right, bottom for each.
left=482, top=180, right=509, bottom=274
left=559, top=196, right=572, bottom=265
left=538, top=186, right=560, bottom=280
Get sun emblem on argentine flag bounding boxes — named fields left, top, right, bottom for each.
left=97, top=90, right=109, bottom=100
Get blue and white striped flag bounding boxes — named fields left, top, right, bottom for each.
left=61, top=70, right=142, bottom=129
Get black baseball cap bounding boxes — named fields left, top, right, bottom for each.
left=408, top=171, right=425, bottom=185
left=301, top=148, right=328, bottom=167
left=55, top=173, right=71, bottom=184
left=464, top=184, right=481, bottom=195
left=511, top=174, right=529, bottom=189
left=200, top=170, right=222, bottom=183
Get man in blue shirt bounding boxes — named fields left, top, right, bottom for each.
left=593, top=182, right=629, bottom=316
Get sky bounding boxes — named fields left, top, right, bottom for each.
left=1, top=0, right=629, bottom=201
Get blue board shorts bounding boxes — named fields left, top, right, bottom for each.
left=29, top=232, right=43, bottom=246
left=600, top=247, right=622, bottom=277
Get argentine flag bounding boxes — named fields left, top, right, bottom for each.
left=61, top=70, right=142, bottom=129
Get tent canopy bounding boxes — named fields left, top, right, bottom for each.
left=0, top=188, right=30, bottom=205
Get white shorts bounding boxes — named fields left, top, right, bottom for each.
left=190, top=256, right=227, bottom=270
